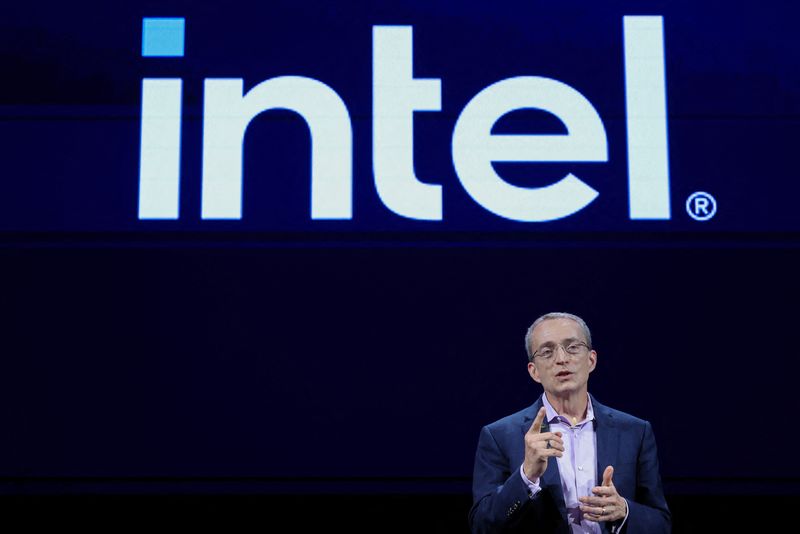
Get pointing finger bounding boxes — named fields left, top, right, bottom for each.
left=528, top=407, right=546, bottom=434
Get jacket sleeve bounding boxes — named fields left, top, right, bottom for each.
left=469, top=425, right=550, bottom=533
left=621, top=421, right=671, bottom=534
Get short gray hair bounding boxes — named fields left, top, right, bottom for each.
left=524, top=312, right=592, bottom=362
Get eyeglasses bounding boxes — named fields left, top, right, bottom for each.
left=532, top=341, right=590, bottom=361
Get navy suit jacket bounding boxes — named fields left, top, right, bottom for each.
left=470, top=395, right=670, bottom=534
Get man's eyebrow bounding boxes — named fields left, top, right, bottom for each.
left=537, top=336, right=581, bottom=348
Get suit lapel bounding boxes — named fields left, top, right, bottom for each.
left=592, top=395, right=619, bottom=486
left=522, top=396, right=567, bottom=518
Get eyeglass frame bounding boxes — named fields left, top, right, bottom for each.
left=530, top=340, right=591, bottom=362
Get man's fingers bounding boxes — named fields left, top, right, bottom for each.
left=544, top=437, right=565, bottom=452
left=591, top=486, right=615, bottom=497
left=582, top=511, right=605, bottom=523
left=530, top=431, right=562, bottom=442
left=526, top=432, right=564, bottom=450
left=579, top=495, right=614, bottom=507
left=581, top=505, right=605, bottom=516
left=528, top=407, right=546, bottom=434
left=538, top=432, right=563, bottom=443
left=580, top=501, right=622, bottom=522
left=535, top=450, right=563, bottom=460
left=602, top=465, right=614, bottom=486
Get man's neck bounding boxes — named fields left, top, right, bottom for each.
left=544, top=391, right=589, bottom=423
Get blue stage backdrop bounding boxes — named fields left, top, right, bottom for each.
left=1, top=0, right=798, bottom=496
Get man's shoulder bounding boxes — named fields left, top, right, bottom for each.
left=592, top=397, right=652, bottom=430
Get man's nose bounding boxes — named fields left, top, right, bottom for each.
left=553, top=344, right=569, bottom=362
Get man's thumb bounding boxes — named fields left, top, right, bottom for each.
left=602, top=465, right=614, bottom=486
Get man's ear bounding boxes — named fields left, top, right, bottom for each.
left=588, top=350, right=597, bottom=372
left=528, top=361, right=541, bottom=383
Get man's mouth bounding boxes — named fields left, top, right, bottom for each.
left=556, top=371, right=573, bottom=379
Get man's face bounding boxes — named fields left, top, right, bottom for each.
left=527, top=318, right=597, bottom=397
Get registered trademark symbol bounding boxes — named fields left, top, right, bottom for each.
left=685, top=191, right=717, bottom=221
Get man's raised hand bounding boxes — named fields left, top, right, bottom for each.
left=579, top=465, right=628, bottom=523
left=522, top=407, right=564, bottom=481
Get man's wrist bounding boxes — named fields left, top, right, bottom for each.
left=519, top=464, right=541, bottom=498
left=610, top=498, right=629, bottom=533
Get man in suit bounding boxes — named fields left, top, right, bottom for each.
left=469, top=312, right=670, bottom=533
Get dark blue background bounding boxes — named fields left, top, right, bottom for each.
left=1, top=0, right=799, bottom=500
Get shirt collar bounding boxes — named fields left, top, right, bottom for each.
left=542, top=392, right=595, bottom=428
